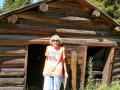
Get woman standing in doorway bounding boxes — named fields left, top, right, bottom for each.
left=43, top=34, right=68, bottom=90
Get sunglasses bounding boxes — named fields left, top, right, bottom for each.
left=52, top=40, right=60, bottom=42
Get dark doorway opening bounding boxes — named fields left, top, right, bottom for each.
left=26, top=44, right=47, bottom=90
left=86, top=46, right=111, bottom=84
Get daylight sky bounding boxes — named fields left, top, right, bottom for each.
left=0, top=0, right=38, bottom=8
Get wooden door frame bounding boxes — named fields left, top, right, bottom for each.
left=24, top=46, right=28, bottom=89
left=102, top=47, right=115, bottom=85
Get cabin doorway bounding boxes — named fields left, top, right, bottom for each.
left=86, top=46, right=112, bottom=84
left=26, top=44, right=47, bottom=90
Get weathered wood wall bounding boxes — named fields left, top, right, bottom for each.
left=111, top=47, right=120, bottom=81
left=0, top=47, right=25, bottom=90
left=64, top=45, right=87, bottom=89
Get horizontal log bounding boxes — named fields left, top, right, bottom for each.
left=65, top=45, right=88, bottom=51
left=112, top=62, right=120, bottom=67
left=112, top=74, right=120, bottom=79
left=0, top=57, right=24, bottom=67
left=0, top=86, right=23, bottom=90
left=56, top=28, right=112, bottom=36
left=0, top=18, right=8, bottom=23
left=19, top=19, right=112, bottom=31
left=0, top=25, right=116, bottom=38
left=0, top=72, right=24, bottom=77
left=114, top=50, right=120, bottom=55
left=112, top=68, right=120, bottom=74
left=0, top=27, right=54, bottom=35
left=0, top=35, right=118, bottom=47
left=85, top=71, right=103, bottom=75
left=1, top=68, right=24, bottom=72
left=113, top=56, right=120, bottom=61
left=0, top=46, right=25, bottom=57
left=48, top=1, right=90, bottom=12
left=93, top=71, right=103, bottom=75
left=17, top=11, right=110, bottom=27
left=0, top=78, right=24, bottom=85
left=47, top=7, right=90, bottom=17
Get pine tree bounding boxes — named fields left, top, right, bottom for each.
left=11, top=0, right=33, bottom=10
left=2, top=0, right=14, bottom=12
left=37, top=0, right=43, bottom=2
left=0, top=7, right=2, bottom=14
left=2, top=0, right=33, bottom=13
left=88, top=0, right=120, bottom=23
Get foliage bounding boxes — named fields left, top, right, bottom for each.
left=0, top=7, right=2, bottom=14
left=2, top=0, right=33, bottom=13
left=83, top=56, right=120, bottom=90
left=2, top=0, right=14, bottom=12
left=37, top=0, right=43, bottom=2
left=88, top=0, right=120, bottom=24
left=107, top=82, right=120, bottom=90
left=84, top=57, right=96, bottom=90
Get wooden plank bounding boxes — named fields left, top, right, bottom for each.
left=65, top=45, right=87, bottom=51
left=48, top=1, right=90, bottom=12
left=0, top=35, right=118, bottom=46
left=1, top=68, right=24, bottom=72
left=0, top=46, right=25, bottom=57
left=47, top=7, right=91, bottom=17
left=0, top=23, right=113, bottom=36
left=0, top=72, right=24, bottom=77
left=0, top=57, right=24, bottom=67
left=114, top=50, right=120, bottom=55
left=113, top=56, right=120, bottom=61
left=115, top=47, right=120, bottom=49
left=0, top=78, right=24, bottom=85
left=71, top=51, right=77, bottom=90
left=102, top=48, right=114, bottom=85
left=24, top=46, right=28, bottom=89
left=65, top=45, right=87, bottom=88
left=0, top=86, right=23, bottom=90
left=17, top=11, right=110, bottom=27
left=92, top=71, right=103, bottom=75
left=113, top=62, right=120, bottom=67
left=62, top=38, right=117, bottom=47
left=112, top=68, right=120, bottom=74
left=80, top=46, right=87, bottom=88
left=0, top=35, right=49, bottom=46
left=112, top=74, right=120, bottom=79
left=66, top=51, right=84, bottom=59
left=19, top=19, right=112, bottom=31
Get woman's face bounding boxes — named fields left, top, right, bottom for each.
left=52, top=39, right=60, bottom=48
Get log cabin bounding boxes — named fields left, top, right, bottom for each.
left=0, top=0, right=120, bottom=90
